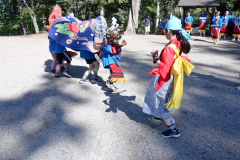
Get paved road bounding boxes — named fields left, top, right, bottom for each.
left=0, top=34, right=239, bottom=160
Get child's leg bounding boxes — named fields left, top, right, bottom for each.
left=161, top=118, right=180, bottom=138
left=50, top=51, right=57, bottom=71
left=65, top=62, right=70, bottom=71
left=55, top=53, right=63, bottom=77
left=63, top=58, right=72, bottom=77
left=55, top=64, right=61, bottom=76
left=92, top=61, right=100, bottom=76
left=83, top=64, right=94, bottom=78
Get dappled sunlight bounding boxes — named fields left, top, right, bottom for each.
left=0, top=34, right=240, bottom=159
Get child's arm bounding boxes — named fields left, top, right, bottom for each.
left=151, top=47, right=176, bottom=79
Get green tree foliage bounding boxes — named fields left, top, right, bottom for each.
left=0, top=0, right=238, bottom=36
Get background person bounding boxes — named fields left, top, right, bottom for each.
left=220, top=11, right=233, bottom=39
left=232, top=11, right=240, bottom=41
left=145, top=14, right=151, bottom=35
left=199, top=10, right=207, bottom=37
left=212, top=12, right=222, bottom=45
left=185, top=12, right=193, bottom=34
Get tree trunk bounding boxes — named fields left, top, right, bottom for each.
left=32, top=13, right=39, bottom=34
left=100, top=3, right=104, bottom=16
left=170, top=0, right=174, bottom=18
left=126, top=0, right=141, bottom=33
left=22, top=0, right=39, bottom=34
left=156, top=0, right=160, bottom=34
left=126, top=8, right=135, bottom=33
left=17, top=0, right=26, bottom=35
left=85, top=5, right=89, bottom=20
left=132, top=0, right=141, bottom=30
left=179, top=7, right=182, bottom=18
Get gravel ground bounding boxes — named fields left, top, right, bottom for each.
left=0, top=34, right=239, bottom=160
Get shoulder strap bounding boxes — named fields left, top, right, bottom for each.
left=167, top=44, right=181, bottom=58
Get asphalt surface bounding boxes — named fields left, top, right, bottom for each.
left=0, top=34, right=239, bottom=160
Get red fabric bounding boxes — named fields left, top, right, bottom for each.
left=199, top=22, right=206, bottom=30
left=46, top=5, right=62, bottom=30
left=233, top=26, right=240, bottom=36
left=110, top=64, right=124, bottom=78
left=185, top=24, right=192, bottom=31
left=159, top=29, right=162, bottom=34
left=212, top=27, right=219, bottom=39
left=220, top=25, right=228, bottom=35
left=150, top=38, right=182, bottom=91
left=111, top=44, right=121, bottom=54
left=66, top=51, right=78, bottom=58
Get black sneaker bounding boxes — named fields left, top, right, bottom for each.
left=79, top=77, right=90, bottom=84
left=51, top=69, right=55, bottom=73
left=60, top=66, right=65, bottom=72
left=55, top=75, right=61, bottom=79
left=91, top=75, right=101, bottom=84
left=63, top=70, right=72, bottom=78
left=161, top=128, right=180, bottom=138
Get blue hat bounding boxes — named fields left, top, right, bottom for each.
left=165, top=16, right=191, bottom=40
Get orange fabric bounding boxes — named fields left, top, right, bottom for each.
left=150, top=38, right=182, bottom=91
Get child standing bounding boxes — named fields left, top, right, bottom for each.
left=232, top=11, right=240, bottom=41
left=185, top=12, right=193, bottom=34
left=79, top=50, right=100, bottom=84
left=143, top=16, right=195, bottom=138
left=101, top=29, right=127, bottom=91
left=212, top=12, right=222, bottom=45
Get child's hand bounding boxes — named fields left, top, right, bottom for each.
left=151, top=48, right=157, bottom=55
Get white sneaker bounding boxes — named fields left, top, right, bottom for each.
left=79, top=77, right=90, bottom=84
left=238, top=39, right=240, bottom=41
left=232, top=38, right=235, bottom=41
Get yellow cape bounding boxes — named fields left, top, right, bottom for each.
left=165, top=44, right=195, bottom=109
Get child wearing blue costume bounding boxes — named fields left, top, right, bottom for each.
left=185, top=12, right=193, bottom=34
left=49, top=38, right=65, bottom=73
left=49, top=39, right=72, bottom=78
left=212, top=12, right=222, bottom=45
left=79, top=50, right=100, bottom=84
left=143, top=16, right=195, bottom=138
left=220, top=11, right=233, bottom=39
left=232, top=11, right=240, bottom=41
left=101, top=29, right=127, bottom=92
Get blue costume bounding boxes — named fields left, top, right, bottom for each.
left=221, top=15, right=233, bottom=25
left=49, top=39, right=66, bottom=54
left=102, top=44, right=121, bottom=68
left=199, top=14, right=207, bottom=23
left=184, top=16, right=193, bottom=24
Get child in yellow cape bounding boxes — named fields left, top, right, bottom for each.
left=143, top=16, right=195, bottom=138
